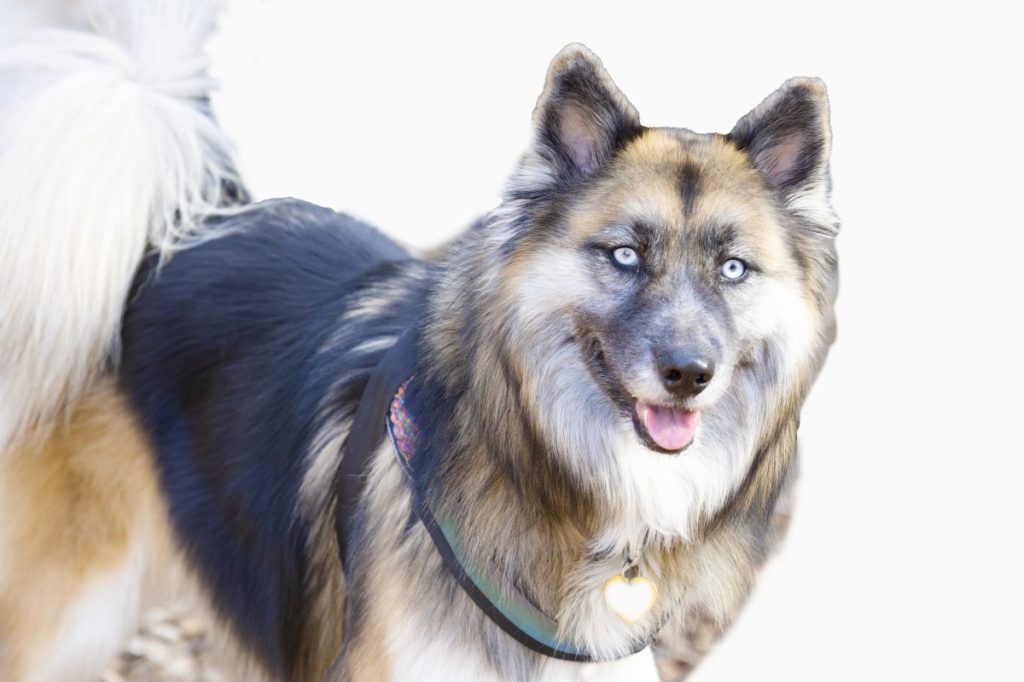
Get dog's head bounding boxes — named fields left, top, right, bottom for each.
left=444, top=44, right=838, bottom=538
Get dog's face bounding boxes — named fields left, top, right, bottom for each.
left=558, top=131, right=803, bottom=454
left=486, top=45, right=837, bottom=534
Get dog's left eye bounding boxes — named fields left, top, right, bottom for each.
left=611, top=246, right=640, bottom=270
left=720, top=258, right=747, bottom=281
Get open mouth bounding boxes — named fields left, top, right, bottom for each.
left=579, top=330, right=701, bottom=455
left=632, top=400, right=700, bottom=454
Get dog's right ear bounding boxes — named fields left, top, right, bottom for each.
left=514, top=44, right=641, bottom=192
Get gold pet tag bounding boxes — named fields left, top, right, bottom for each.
left=603, top=565, right=657, bottom=623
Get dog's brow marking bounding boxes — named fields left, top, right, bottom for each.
left=678, top=162, right=702, bottom=220
left=630, top=221, right=660, bottom=252
left=693, top=221, right=738, bottom=257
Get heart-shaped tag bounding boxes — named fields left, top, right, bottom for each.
left=603, top=574, right=658, bottom=623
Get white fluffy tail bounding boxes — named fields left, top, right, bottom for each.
left=0, top=0, right=241, bottom=448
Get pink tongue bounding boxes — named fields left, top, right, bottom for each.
left=636, top=401, right=700, bottom=451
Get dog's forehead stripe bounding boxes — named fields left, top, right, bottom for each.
left=605, top=130, right=762, bottom=237
left=678, top=161, right=702, bottom=220
left=601, top=130, right=796, bottom=261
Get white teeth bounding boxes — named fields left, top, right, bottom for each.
left=636, top=402, right=650, bottom=431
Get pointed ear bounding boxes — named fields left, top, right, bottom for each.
left=523, top=44, right=641, bottom=187
left=729, top=78, right=832, bottom=202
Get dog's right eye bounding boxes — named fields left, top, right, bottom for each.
left=610, top=246, right=641, bottom=270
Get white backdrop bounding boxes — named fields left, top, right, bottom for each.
left=208, top=2, right=1024, bottom=679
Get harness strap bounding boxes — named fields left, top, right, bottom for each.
left=386, top=380, right=600, bottom=662
left=333, top=324, right=420, bottom=569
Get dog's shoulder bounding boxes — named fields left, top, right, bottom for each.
left=116, top=198, right=418, bottom=676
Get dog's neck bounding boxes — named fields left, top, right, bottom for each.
left=407, top=359, right=705, bottom=660
left=413, top=312, right=677, bottom=657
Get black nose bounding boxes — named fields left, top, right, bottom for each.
left=657, top=351, right=715, bottom=398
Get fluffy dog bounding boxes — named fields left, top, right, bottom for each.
left=0, top=2, right=839, bottom=680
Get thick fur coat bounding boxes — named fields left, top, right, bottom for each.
left=0, top=2, right=838, bottom=680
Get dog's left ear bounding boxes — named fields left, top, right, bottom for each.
left=522, top=44, right=641, bottom=186
left=729, top=78, right=832, bottom=207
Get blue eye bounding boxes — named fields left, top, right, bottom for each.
left=611, top=246, right=640, bottom=269
left=720, top=258, right=747, bottom=281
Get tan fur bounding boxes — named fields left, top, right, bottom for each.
left=324, top=442, right=415, bottom=681
left=334, top=568, right=398, bottom=682
left=0, top=383, right=287, bottom=681
left=0, top=382, right=167, bottom=679
left=294, top=482, right=347, bottom=680
left=0, top=383, right=275, bottom=682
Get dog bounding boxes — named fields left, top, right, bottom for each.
left=0, top=2, right=839, bottom=680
